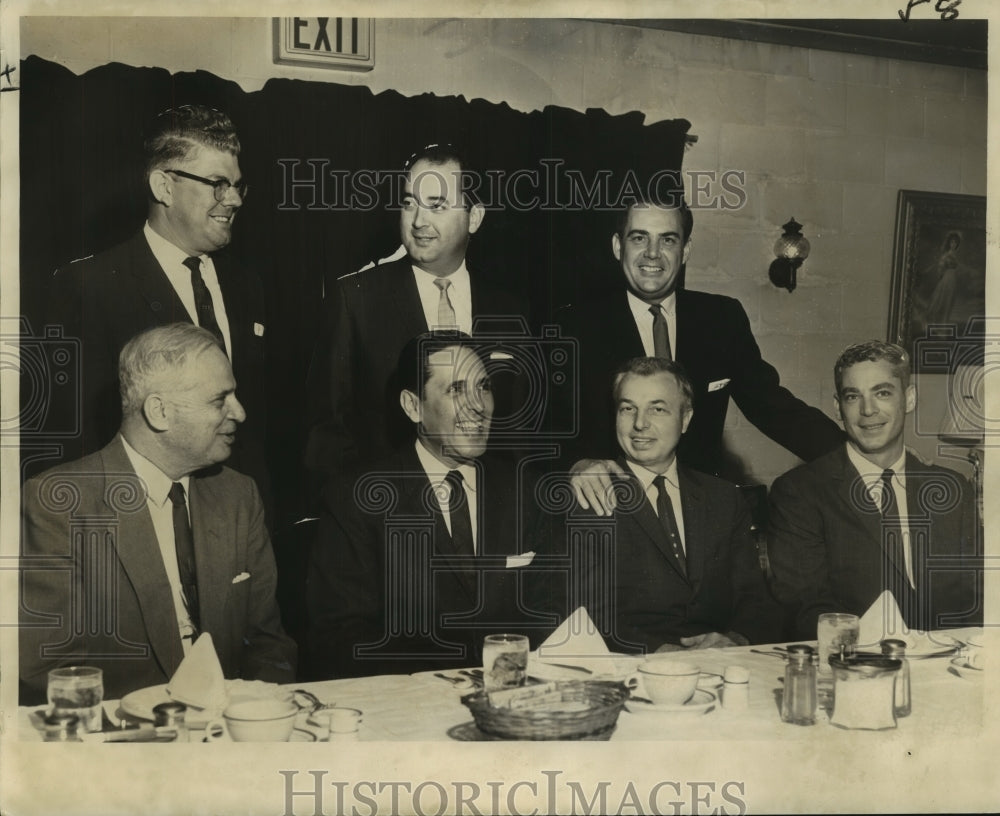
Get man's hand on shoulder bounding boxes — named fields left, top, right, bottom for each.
left=569, top=459, right=627, bottom=516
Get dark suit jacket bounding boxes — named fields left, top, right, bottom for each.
left=304, top=257, right=529, bottom=478
left=19, top=436, right=296, bottom=704
left=306, top=445, right=551, bottom=678
left=557, top=288, right=844, bottom=475
left=767, top=447, right=982, bottom=639
left=531, top=460, right=783, bottom=652
left=31, top=230, right=269, bottom=507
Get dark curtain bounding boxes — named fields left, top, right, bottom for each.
left=19, top=55, right=690, bottom=526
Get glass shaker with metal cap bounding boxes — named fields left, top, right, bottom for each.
left=152, top=701, right=189, bottom=742
left=781, top=644, right=817, bottom=725
left=829, top=655, right=901, bottom=730
left=880, top=638, right=911, bottom=717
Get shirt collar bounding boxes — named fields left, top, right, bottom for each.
left=624, top=457, right=680, bottom=493
left=627, top=289, right=676, bottom=320
left=120, top=434, right=191, bottom=507
left=144, top=221, right=203, bottom=268
left=412, top=260, right=470, bottom=291
left=845, top=442, right=907, bottom=487
left=413, top=439, right=478, bottom=492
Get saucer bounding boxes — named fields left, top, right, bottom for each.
left=626, top=688, right=717, bottom=715
left=949, top=656, right=983, bottom=678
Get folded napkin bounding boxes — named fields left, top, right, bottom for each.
left=167, top=632, right=227, bottom=711
left=532, top=606, right=634, bottom=677
left=858, top=590, right=908, bottom=647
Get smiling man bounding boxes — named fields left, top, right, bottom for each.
left=37, top=104, right=269, bottom=518
left=559, top=199, right=844, bottom=514
left=306, top=332, right=542, bottom=678
left=305, top=143, right=528, bottom=479
left=20, top=324, right=296, bottom=703
left=533, top=357, right=781, bottom=653
left=767, top=340, right=982, bottom=639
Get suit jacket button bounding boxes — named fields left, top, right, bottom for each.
left=151, top=301, right=161, bottom=311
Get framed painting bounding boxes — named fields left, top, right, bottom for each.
left=888, top=190, right=987, bottom=372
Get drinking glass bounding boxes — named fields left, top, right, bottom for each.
left=47, top=666, right=103, bottom=733
left=482, top=634, right=529, bottom=692
left=816, top=613, right=860, bottom=676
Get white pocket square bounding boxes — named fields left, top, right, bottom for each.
left=253, top=322, right=265, bottom=337
left=708, top=378, right=731, bottom=392
left=232, top=572, right=251, bottom=584
left=506, top=552, right=535, bottom=569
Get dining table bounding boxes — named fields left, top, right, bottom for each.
left=17, top=627, right=985, bottom=743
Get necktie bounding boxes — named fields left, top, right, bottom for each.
left=168, top=482, right=201, bottom=633
left=433, top=278, right=458, bottom=328
left=443, top=470, right=474, bottom=555
left=183, top=256, right=225, bottom=347
left=653, top=475, right=686, bottom=576
left=649, top=304, right=672, bottom=361
left=880, top=469, right=909, bottom=590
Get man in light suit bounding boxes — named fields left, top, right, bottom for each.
left=305, top=144, right=528, bottom=479
left=560, top=199, right=844, bottom=513
left=36, top=105, right=268, bottom=511
left=20, top=324, right=295, bottom=704
left=532, top=357, right=782, bottom=653
left=767, top=340, right=982, bottom=639
left=306, top=332, right=546, bottom=679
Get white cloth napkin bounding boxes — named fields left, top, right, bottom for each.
left=166, top=632, right=227, bottom=711
left=532, top=607, right=634, bottom=677
left=858, top=590, right=907, bottom=647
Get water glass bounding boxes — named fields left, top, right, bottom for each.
left=482, top=634, right=529, bottom=692
left=816, top=613, right=860, bottom=675
left=47, top=666, right=103, bottom=733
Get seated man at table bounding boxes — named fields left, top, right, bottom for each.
left=19, top=324, right=296, bottom=704
left=306, top=331, right=546, bottom=679
left=531, top=357, right=782, bottom=653
left=767, top=340, right=982, bottom=640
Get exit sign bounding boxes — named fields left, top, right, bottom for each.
left=273, top=17, right=374, bottom=71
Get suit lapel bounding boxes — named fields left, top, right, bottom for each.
left=100, top=438, right=185, bottom=677
left=214, top=252, right=244, bottom=366
left=389, top=259, right=432, bottom=335
left=676, top=466, right=704, bottom=586
left=620, top=466, right=689, bottom=584
left=188, top=471, right=237, bottom=634
left=127, top=232, right=190, bottom=322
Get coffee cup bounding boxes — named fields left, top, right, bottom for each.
left=637, top=660, right=701, bottom=705
left=207, top=698, right=298, bottom=742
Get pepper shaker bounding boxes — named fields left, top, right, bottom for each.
left=880, top=638, right=911, bottom=717
left=781, top=644, right=817, bottom=726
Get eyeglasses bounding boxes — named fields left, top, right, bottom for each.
left=165, top=169, right=248, bottom=202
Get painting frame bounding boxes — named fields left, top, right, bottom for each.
left=888, top=189, right=987, bottom=373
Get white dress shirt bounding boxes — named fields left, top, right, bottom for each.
left=414, top=439, right=479, bottom=552
left=413, top=262, right=473, bottom=335
left=625, top=458, right=687, bottom=553
left=144, top=221, right=233, bottom=358
left=120, top=435, right=197, bottom=652
left=846, top=444, right=915, bottom=589
left=627, top=290, right=677, bottom=359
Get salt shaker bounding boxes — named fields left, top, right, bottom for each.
left=152, top=701, right=189, bottom=742
left=880, top=638, right=911, bottom=718
left=781, top=644, right=817, bottom=725
left=722, top=665, right=750, bottom=710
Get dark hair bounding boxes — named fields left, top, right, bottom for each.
left=612, top=357, right=694, bottom=412
left=143, top=105, right=241, bottom=183
left=395, top=330, right=487, bottom=399
left=403, top=143, right=480, bottom=207
left=834, top=340, right=911, bottom=393
left=615, top=198, right=694, bottom=243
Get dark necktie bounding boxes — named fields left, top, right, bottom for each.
left=653, top=474, right=686, bottom=576
left=183, top=256, right=225, bottom=347
left=649, top=304, right=672, bottom=361
left=434, top=278, right=458, bottom=328
left=443, top=470, right=474, bottom=555
left=880, top=468, right=908, bottom=589
left=168, top=482, right=201, bottom=633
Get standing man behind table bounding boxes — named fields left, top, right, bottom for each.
left=40, top=105, right=269, bottom=513
left=305, top=143, right=528, bottom=479
left=20, top=324, right=296, bottom=704
left=767, top=340, right=981, bottom=639
left=307, top=332, right=542, bottom=679
left=560, top=198, right=844, bottom=514
left=532, top=357, right=782, bottom=653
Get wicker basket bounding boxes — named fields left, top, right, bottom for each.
left=461, top=680, right=629, bottom=740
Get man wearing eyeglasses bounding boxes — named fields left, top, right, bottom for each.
left=305, top=144, right=528, bottom=479
left=42, top=105, right=270, bottom=515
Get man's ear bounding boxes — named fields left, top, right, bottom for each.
left=612, top=232, right=622, bottom=262
left=400, top=389, right=422, bottom=424
left=148, top=169, right=173, bottom=206
left=467, top=202, right=485, bottom=235
left=143, top=394, right=170, bottom=432
left=681, top=238, right=692, bottom=265
left=681, top=407, right=693, bottom=435
left=834, top=395, right=843, bottom=422
left=904, top=384, right=916, bottom=415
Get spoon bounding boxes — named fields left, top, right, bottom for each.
left=433, top=672, right=470, bottom=687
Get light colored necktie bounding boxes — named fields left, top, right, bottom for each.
left=649, top=304, right=672, bottom=361
left=434, top=278, right=458, bottom=328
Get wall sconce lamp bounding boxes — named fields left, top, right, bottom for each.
left=769, top=218, right=810, bottom=292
